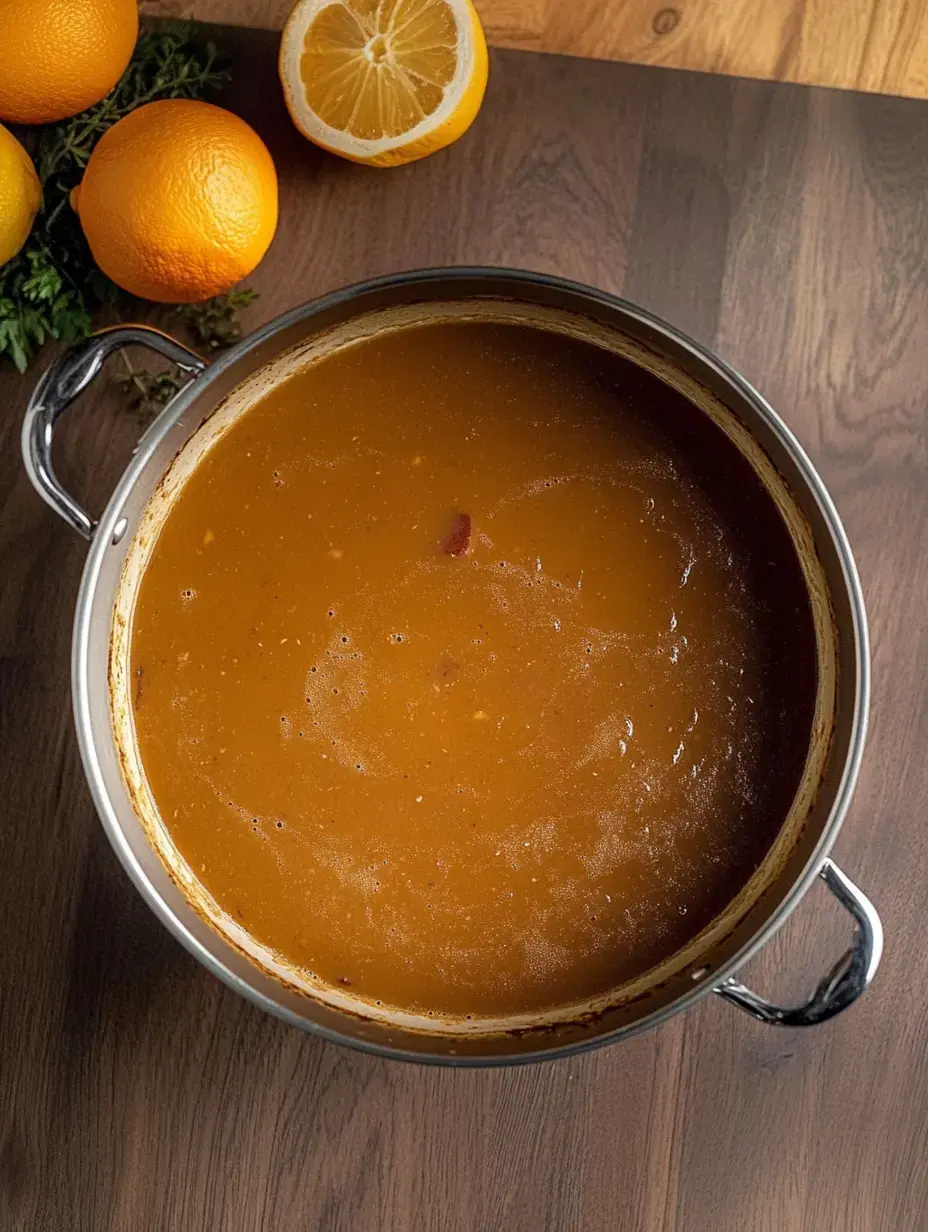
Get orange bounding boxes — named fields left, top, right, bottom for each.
left=71, top=101, right=279, bottom=304
left=279, top=0, right=488, bottom=167
left=0, top=0, right=138, bottom=125
left=0, top=123, right=41, bottom=265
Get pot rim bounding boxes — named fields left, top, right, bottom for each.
left=71, top=266, right=870, bottom=1066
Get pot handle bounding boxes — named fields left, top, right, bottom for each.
left=714, top=858, right=883, bottom=1027
left=21, top=325, right=206, bottom=541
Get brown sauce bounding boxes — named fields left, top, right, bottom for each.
left=128, top=319, right=817, bottom=1020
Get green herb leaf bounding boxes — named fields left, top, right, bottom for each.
left=174, top=288, right=260, bottom=351
left=115, top=355, right=187, bottom=423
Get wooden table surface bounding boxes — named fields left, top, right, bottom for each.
left=2, top=27, right=928, bottom=1232
left=141, top=0, right=928, bottom=100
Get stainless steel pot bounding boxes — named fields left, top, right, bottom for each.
left=22, top=269, right=882, bottom=1065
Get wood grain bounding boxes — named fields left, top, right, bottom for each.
left=3, top=29, right=928, bottom=1232
left=140, top=0, right=928, bottom=99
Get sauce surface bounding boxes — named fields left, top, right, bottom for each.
left=129, top=320, right=817, bottom=1020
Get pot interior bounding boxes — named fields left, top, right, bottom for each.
left=101, top=293, right=840, bottom=1050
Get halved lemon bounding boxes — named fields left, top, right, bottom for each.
left=279, top=0, right=488, bottom=167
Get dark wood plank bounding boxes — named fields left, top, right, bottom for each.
left=2, top=30, right=927, bottom=1232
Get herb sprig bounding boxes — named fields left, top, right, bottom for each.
left=115, top=351, right=187, bottom=422
left=114, top=289, right=262, bottom=423
left=175, top=288, right=260, bottom=351
left=0, top=24, right=256, bottom=379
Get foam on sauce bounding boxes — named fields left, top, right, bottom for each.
left=128, top=320, right=817, bottom=1020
